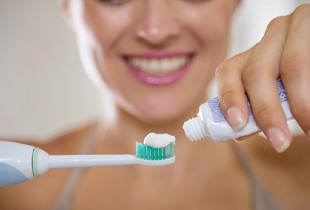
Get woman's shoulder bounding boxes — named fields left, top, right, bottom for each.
left=43, top=119, right=99, bottom=154
left=10, top=119, right=100, bottom=155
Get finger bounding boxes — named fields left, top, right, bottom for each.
left=242, top=16, right=292, bottom=153
left=215, top=49, right=252, bottom=131
left=280, top=5, right=310, bottom=137
left=233, top=131, right=261, bottom=142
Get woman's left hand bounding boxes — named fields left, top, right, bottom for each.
left=215, top=4, right=310, bottom=153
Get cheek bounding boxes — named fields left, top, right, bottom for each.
left=76, top=6, right=136, bottom=85
left=195, top=18, right=230, bottom=53
left=182, top=3, right=234, bottom=50
left=83, top=13, right=127, bottom=53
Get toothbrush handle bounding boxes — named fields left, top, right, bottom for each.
left=0, top=141, right=35, bottom=186
left=0, top=140, right=49, bottom=186
left=48, top=154, right=175, bottom=168
left=48, top=154, right=140, bottom=168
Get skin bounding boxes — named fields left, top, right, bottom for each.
left=0, top=1, right=310, bottom=209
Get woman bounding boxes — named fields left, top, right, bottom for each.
left=1, top=1, right=310, bottom=209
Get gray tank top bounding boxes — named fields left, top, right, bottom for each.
left=52, top=132, right=283, bottom=210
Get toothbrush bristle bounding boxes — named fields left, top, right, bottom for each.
left=136, top=142, right=174, bottom=160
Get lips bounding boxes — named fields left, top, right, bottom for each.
left=123, top=52, right=194, bottom=86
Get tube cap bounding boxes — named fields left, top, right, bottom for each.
left=183, top=117, right=207, bottom=141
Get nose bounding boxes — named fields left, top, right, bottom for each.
left=135, top=1, right=182, bottom=45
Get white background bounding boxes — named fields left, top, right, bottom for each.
left=0, top=0, right=308, bottom=142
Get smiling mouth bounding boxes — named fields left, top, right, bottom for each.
left=122, top=52, right=194, bottom=86
left=125, top=55, right=192, bottom=75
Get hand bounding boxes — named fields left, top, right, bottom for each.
left=215, top=4, right=310, bottom=153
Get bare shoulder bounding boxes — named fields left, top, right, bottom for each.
left=0, top=120, right=99, bottom=210
left=40, top=120, right=99, bottom=154
left=241, top=134, right=310, bottom=209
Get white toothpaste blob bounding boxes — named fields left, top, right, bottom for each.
left=143, top=133, right=176, bottom=148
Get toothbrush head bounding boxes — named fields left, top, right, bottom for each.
left=135, top=142, right=175, bottom=161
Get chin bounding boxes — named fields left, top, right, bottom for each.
left=133, top=105, right=187, bottom=125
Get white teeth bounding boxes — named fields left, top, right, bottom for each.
left=128, top=56, right=188, bottom=74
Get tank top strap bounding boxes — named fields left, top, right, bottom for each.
left=231, top=142, right=283, bottom=210
left=51, top=123, right=100, bottom=210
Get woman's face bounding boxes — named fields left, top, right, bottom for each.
left=66, top=0, right=238, bottom=124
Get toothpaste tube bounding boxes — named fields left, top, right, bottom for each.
left=183, top=79, right=293, bottom=142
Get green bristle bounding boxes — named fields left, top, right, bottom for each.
left=163, top=147, right=166, bottom=159
left=154, top=147, right=158, bottom=160
left=136, top=142, right=174, bottom=160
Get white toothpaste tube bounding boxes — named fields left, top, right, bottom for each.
left=183, top=79, right=294, bottom=142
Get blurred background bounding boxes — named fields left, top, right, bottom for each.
left=0, top=0, right=308, bottom=142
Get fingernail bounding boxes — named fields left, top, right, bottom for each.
left=266, top=127, right=291, bottom=153
left=227, top=107, right=246, bottom=131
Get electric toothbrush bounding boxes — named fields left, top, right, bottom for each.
left=0, top=139, right=175, bottom=186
